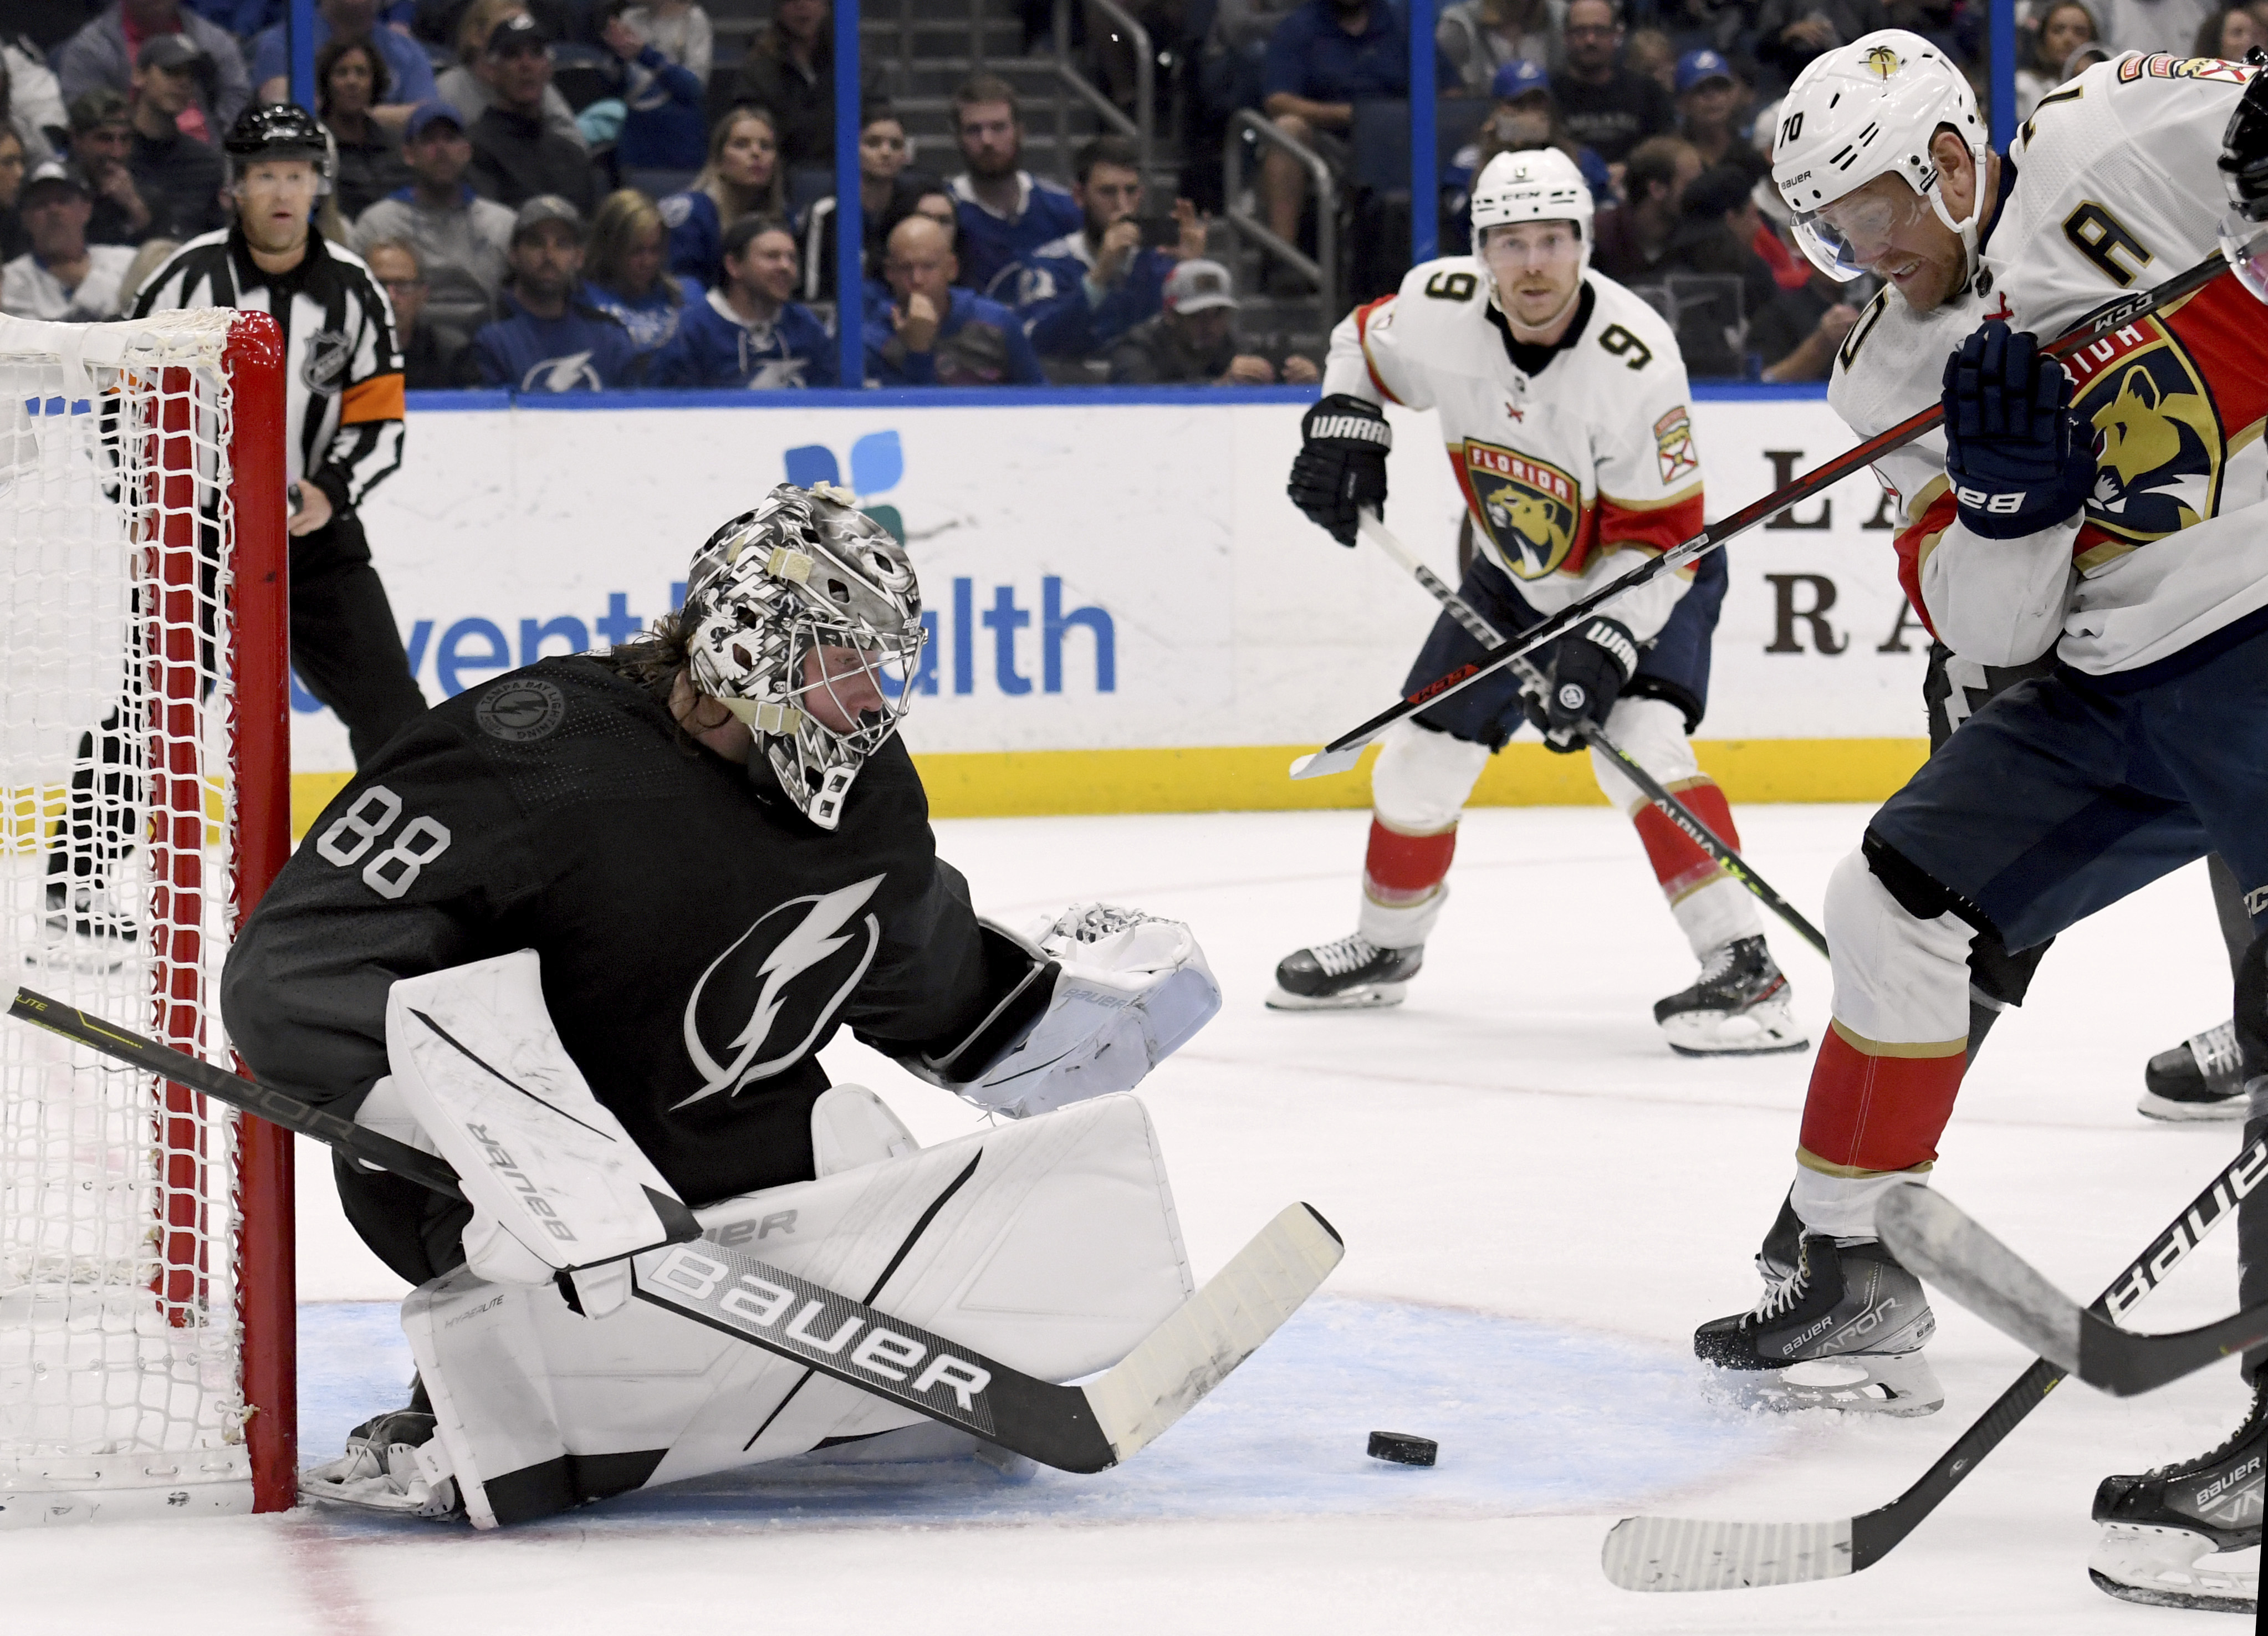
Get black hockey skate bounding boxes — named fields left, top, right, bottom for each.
left=2090, top=1381, right=2263, bottom=1614
left=1266, top=934, right=1422, bottom=1010
left=1694, top=1233, right=1943, bottom=1416
left=2139, top=1019, right=2249, bottom=1122
left=1653, top=935, right=1806, bottom=1057
left=27, top=880, right=134, bottom=974
left=300, top=1408, right=464, bottom=1520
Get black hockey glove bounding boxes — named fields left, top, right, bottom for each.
left=1521, top=616, right=1639, bottom=754
left=2222, top=50, right=2268, bottom=222
left=1940, top=321, right=2095, bottom=541
left=1287, top=393, right=1391, bottom=546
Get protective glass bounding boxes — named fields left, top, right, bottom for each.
left=1791, top=175, right=1935, bottom=282
left=2223, top=209, right=2268, bottom=309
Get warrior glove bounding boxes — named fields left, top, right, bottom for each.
left=1288, top=394, right=1391, bottom=546
left=1523, top=616, right=1639, bottom=754
left=1940, top=321, right=2095, bottom=541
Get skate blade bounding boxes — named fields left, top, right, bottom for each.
left=1264, top=981, right=1407, bottom=1011
left=2090, top=1529, right=2258, bottom=1613
left=23, top=936, right=129, bottom=976
left=1660, top=999, right=1809, bottom=1057
left=2135, top=1089, right=2249, bottom=1123
left=1703, top=1352, right=1944, bottom=1418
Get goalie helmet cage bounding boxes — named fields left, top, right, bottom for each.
left=0, top=310, right=293, bottom=1522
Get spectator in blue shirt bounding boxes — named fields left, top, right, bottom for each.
left=1260, top=0, right=1455, bottom=284
left=251, top=0, right=437, bottom=123
left=945, top=73, right=1082, bottom=295
left=865, top=212, right=1043, bottom=386
left=583, top=187, right=699, bottom=354
left=593, top=0, right=706, bottom=180
left=992, top=134, right=1210, bottom=366
left=655, top=213, right=835, bottom=387
left=661, top=105, right=786, bottom=288
left=1441, top=60, right=1611, bottom=252
left=472, top=195, right=641, bottom=390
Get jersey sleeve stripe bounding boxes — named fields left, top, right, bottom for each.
left=1895, top=479, right=1955, bottom=641
left=340, top=372, right=406, bottom=425
left=1353, top=296, right=1402, bottom=405
left=1596, top=489, right=1704, bottom=556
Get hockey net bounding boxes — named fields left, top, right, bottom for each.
left=0, top=310, right=293, bottom=1522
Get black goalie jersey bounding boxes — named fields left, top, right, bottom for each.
left=221, top=658, right=1002, bottom=1208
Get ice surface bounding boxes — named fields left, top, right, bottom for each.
left=7, top=804, right=2257, bottom=1633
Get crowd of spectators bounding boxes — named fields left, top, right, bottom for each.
left=4, top=0, right=2261, bottom=385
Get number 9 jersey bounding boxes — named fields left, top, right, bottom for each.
left=1322, top=256, right=1707, bottom=644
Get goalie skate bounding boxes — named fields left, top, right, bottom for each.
left=25, top=881, right=135, bottom=974
left=1693, top=1234, right=1943, bottom=1416
left=1266, top=934, right=1422, bottom=1010
left=300, top=1409, right=464, bottom=1521
left=2090, top=1383, right=2263, bottom=1614
left=1653, top=935, right=1806, bottom=1056
left=2138, top=1019, right=2249, bottom=1122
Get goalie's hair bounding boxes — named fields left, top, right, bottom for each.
left=591, top=611, right=705, bottom=749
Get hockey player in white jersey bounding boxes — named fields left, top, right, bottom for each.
left=1694, top=31, right=2268, bottom=1610
left=1272, top=148, right=1805, bottom=1057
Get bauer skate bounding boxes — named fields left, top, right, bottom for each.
left=1694, top=1233, right=1943, bottom=1416
left=300, top=1408, right=464, bottom=1520
left=2139, top=1019, right=2249, bottom=1122
left=1653, top=935, right=1806, bottom=1056
left=2089, top=1381, right=2263, bottom=1614
left=1266, top=934, right=1422, bottom=1010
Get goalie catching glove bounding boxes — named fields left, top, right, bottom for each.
left=910, top=904, right=1220, bottom=1118
left=1288, top=394, right=1391, bottom=546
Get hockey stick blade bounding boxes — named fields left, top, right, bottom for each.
left=633, top=1201, right=1345, bottom=1471
left=1291, top=745, right=1366, bottom=780
left=1294, top=238, right=2258, bottom=776
left=1878, top=1187, right=2268, bottom=1395
left=1604, top=1134, right=2266, bottom=1592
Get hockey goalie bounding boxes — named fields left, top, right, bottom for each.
left=221, top=485, right=1249, bottom=1525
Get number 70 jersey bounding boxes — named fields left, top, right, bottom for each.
left=1321, top=257, right=1706, bottom=640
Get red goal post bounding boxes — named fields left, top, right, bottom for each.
left=0, top=308, right=294, bottom=1520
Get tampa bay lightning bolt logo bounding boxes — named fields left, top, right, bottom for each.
left=675, top=875, right=884, bottom=1108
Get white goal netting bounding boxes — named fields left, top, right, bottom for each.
left=0, top=311, right=280, bottom=1522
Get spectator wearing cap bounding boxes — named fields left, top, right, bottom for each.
left=320, top=37, right=411, bottom=221
left=1108, top=259, right=1322, bottom=384
left=361, top=236, right=481, bottom=387
left=1259, top=0, right=1455, bottom=285
left=945, top=76, right=1082, bottom=296
left=249, top=0, right=437, bottom=127
left=1674, top=49, right=1765, bottom=183
left=1436, top=0, right=1562, bottom=97
left=992, top=135, right=1207, bottom=367
left=653, top=213, right=834, bottom=387
left=467, top=16, right=595, bottom=213
left=1442, top=59, right=1611, bottom=250
left=472, top=196, right=640, bottom=390
left=435, top=0, right=588, bottom=155
left=1590, top=132, right=1698, bottom=282
left=1, top=160, right=136, bottom=319
left=353, top=100, right=517, bottom=332
left=1752, top=0, right=1889, bottom=94
left=727, top=0, right=885, bottom=173
left=129, top=37, right=227, bottom=240
left=583, top=188, right=700, bottom=354
left=864, top=212, right=1043, bottom=386
left=1553, top=0, right=1675, bottom=164
left=54, top=0, right=249, bottom=142
left=67, top=89, right=152, bottom=244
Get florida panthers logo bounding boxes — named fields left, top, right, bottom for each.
left=1464, top=441, right=1582, bottom=579
left=2062, top=323, right=2223, bottom=560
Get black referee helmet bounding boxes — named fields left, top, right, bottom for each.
left=223, top=101, right=334, bottom=193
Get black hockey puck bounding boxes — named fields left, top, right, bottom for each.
left=1366, top=1430, right=1437, bottom=1467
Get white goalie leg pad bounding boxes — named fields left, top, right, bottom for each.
left=953, top=906, right=1221, bottom=1119
left=385, top=950, right=695, bottom=1286
left=399, top=1093, right=1192, bottom=1527
left=810, top=1083, right=920, bottom=1175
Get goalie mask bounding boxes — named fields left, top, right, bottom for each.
left=682, top=485, right=925, bottom=830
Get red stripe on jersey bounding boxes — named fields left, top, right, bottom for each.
left=1596, top=490, right=1704, bottom=556
left=1363, top=818, right=1456, bottom=903
left=1893, top=488, right=1956, bottom=641
left=1799, top=1026, right=1965, bottom=1172
left=1630, top=781, right=1738, bottom=901
left=1353, top=298, right=1402, bottom=405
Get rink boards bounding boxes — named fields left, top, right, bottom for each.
left=295, top=385, right=1929, bottom=832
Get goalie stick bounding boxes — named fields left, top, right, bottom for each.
left=8, top=985, right=1344, bottom=1474
left=1355, top=509, right=1828, bottom=958
left=1293, top=233, right=2266, bottom=782
left=1601, top=1132, right=2268, bottom=1593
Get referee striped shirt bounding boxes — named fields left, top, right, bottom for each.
left=134, top=226, right=405, bottom=514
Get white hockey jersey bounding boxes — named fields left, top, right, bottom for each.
left=1324, top=258, right=1705, bottom=643
left=1830, top=53, right=2268, bottom=673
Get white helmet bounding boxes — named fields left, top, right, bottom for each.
left=1470, top=146, right=1594, bottom=319
left=1769, top=29, right=1988, bottom=282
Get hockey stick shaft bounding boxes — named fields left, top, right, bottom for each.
left=1602, top=1132, right=2267, bottom=1591
left=9, top=985, right=466, bottom=1200
left=1299, top=240, right=2255, bottom=781
left=1356, top=510, right=1830, bottom=958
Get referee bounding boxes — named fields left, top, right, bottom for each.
left=134, top=103, right=427, bottom=768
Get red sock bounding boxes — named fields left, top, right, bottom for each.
left=1630, top=779, right=1739, bottom=904
left=1799, top=1022, right=1966, bottom=1173
left=1363, top=817, right=1456, bottom=907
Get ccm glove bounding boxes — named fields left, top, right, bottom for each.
left=1522, top=616, right=1639, bottom=754
left=1940, top=321, right=2095, bottom=541
left=1288, top=393, right=1391, bottom=545
left=2221, top=49, right=2268, bottom=222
